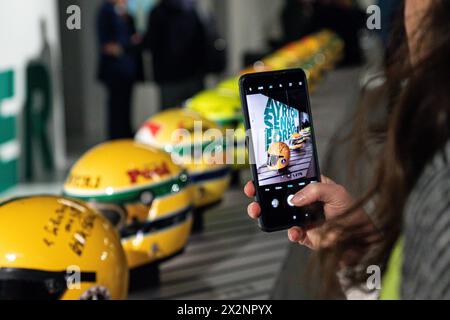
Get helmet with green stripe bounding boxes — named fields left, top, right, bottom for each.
left=135, top=108, right=231, bottom=209
left=63, top=140, right=193, bottom=271
left=186, top=89, right=243, bottom=129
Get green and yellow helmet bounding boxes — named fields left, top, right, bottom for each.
left=217, top=77, right=240, bottom=97
left=267, top=142, right=291, bottom=171
left=0, top=196, right=128, bottom=300
left=63, top=140, right=193, bottom=270
left=232, top=122, right=248, bottom=170
left=186, top=89, right=243, bottom=129
left=135, top=108, right=231, bottom=209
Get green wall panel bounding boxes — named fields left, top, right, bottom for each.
left=0, top=160, right=17, bottom=193
left=0, top=70, right=14, bottom=100
left=0, top=69, right=17, bottom=193
left=0, top=117, right=16, bottom=145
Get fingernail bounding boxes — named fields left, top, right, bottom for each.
left=288, top=229, right=298, bottom=242
left=292, top=193, right=306, bottom=204
left=289, top=228, right=303, bottom=242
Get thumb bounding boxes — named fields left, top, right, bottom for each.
left=291, top=182, right=343, bottom=207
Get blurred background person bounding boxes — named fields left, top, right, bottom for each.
left=143, top=0, right=207, bottom=110
left=313, top=0, right=366, bottom=66
left=281, top=0, right=316, bottom=45
left=315, top=0, right=366, bottom=65
left=378, top=0, right=402, bottom=49
left=97, top=0, right=142, bottom=140
left=278, top=0, right=366, bottom=65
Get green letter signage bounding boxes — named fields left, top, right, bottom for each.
left=0, top=70, right=18, bottom=192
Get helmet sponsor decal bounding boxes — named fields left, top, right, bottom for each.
left=144, top=122, right=161, bottom=137
left=127, top=162, right=171, bottom=184
left=66, top=174, right=102, bottom=189
left=43, top=200, right=98, bottom=257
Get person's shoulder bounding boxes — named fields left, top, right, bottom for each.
left=411, top=141, right=450, bottom=199
left=404, top=141, right=449, bottom=230
left=402, top=142, right=450, bottom=299
left=429, top=141, right=450, bottom=171
left=423, top=142, right=450, bottom=195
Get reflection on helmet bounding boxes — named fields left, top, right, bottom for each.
left=63, top=140, right=193, bottom=270
left=135, top=108, right=231, bottom=209
left=0, top=196, right=128, bottom=300
left=267, top=142, right=290, bottom=171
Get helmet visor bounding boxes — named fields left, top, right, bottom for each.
left=0, top=268, right=96, bottom=300
left=0, top=279, right=64, bottom=300
left=120, top=206, right=191, bottom=239
left=89, top=202, right=127, bottom=228
left=291, top=138, right=304, bottom=146
left=267, top=154, right=282, bottom=167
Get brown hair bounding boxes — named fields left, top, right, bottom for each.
left=316, top=0, right=450, bottom=297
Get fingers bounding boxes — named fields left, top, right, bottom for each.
left=247, top=202, right=261, bottom=219
left=291, top=182, right=345, bottom=208
left=245, top=178, right=337, bottom=201
left=244, top=181, right=256, bottom=198
left=288, top=227, right=305, bottom=242
left=288, top=227, right=315, bottom=250
left=245, top=181, right=259, bottom=220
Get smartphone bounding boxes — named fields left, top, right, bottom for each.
left=239, top=69, right=324, bottom=232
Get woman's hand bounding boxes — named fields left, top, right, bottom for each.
left=244, top=176, right=373, bottom=250
left=103, top=42, right=123, bottom=57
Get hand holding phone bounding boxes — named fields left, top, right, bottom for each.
left=239, top=69, right=325, bottom=232
left=244, top=178, right=330, bottom=248
left=245, top=176, right=378, bottom=252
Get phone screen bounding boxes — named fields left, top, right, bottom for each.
left=240, top=69, right=323, bottom=231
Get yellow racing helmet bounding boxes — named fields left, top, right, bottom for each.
left=0, top=195, right=128, bottom=300
left=186, top=89, right=243, bottom=129
left=279, top=42, right=313, bottom=62
left=186, top=89, right=245, bottom=175
left=63, top=140, right=193, bottom=281
left=267, top=142, right=291, bottom=171
left=262, top=54, right=292, bottom=70
left=240, top=62, right=274, bottom=75
left=301, top=127, right=312, bottom=139
left=217, top=77, right=240, bottom=97
left=289, top=132, right=306, bottom=150
left=135, top=108, right=231, bottom=210
left=233, top=122, right=249, bottom=170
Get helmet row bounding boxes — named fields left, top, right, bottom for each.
left=0, top=30, right=344, bottom=300
left=0, top=109, right=231, bottom=300
left=185, top=30, right=344, bottom=169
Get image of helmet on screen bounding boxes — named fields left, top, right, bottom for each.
left=289, top=132, right=306, bottom=150
left=301, top=127, right=311, bottom=139
left=267, top=142, right=290, bottom=171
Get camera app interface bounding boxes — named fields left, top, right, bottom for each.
left=246, top=82, right=318, bottom=189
